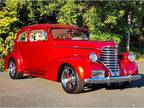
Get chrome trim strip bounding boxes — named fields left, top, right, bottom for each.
left=56, top=46, right=101, bottom=50
left=56, top=45, right=118, bottom=51
left=84, top=75, right=141, bottom=84
left=102, top=53, right=117, bottom=55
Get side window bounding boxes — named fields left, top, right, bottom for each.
left=51, top=29, right=88, bottom=40
left=52, top=29, right=70, bottom=39
left=18, top=32, right=27, bottom=42
left=30, top=29, right=47, bottom=42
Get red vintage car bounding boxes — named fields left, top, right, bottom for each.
left=4, top=24, right=141, bottom=93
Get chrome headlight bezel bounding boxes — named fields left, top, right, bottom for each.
left=89, top=52, right=98, bottom=63
left=128, top=53, right=135, bottom=62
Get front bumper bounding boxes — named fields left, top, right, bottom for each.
left=84, top=75, right=141, bottom=84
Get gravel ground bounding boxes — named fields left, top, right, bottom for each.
left=0, top=62, right=144, bottom=107
left=137, top=62, right=144, bottom=73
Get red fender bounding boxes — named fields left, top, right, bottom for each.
left=4, top=51, right=26, bottom=72
left=44, top=56, right=91, bottom=81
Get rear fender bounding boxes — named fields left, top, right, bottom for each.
left=4, top=51, right=25, bottom=72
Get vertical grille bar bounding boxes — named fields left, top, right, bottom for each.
left=100, top=46, right=120, bottom=76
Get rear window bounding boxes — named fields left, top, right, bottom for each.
left=18, top=31, right=27, bottom=42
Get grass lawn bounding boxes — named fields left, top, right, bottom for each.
left=136, top=57, right=144, bottom=62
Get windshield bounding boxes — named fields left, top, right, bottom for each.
left=52, top=29, right=89, bottom=40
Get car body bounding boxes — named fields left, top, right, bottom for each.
left=4, top=24, right=141, bottom=93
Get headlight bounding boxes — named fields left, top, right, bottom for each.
left=89, top=52, right=98, bottom=63
left=128, top=53, right=135, bottom=62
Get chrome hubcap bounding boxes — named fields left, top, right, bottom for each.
left=61, top=67, right=76, bottom=90
left=9, top=61, right=16, bottom=77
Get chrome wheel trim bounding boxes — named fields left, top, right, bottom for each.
left=8, top=61, right=16, bottom=77
left=61, top=67, right=77, bottom=90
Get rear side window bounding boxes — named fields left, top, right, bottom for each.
left=52, top=29, right=88, bottom=40
left=52, top=29, right=69, bottom=39
left=18, top=32, right=28, bottom=42
left=30, top=29, right=47, bottom=42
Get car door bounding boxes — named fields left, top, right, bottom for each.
left=27, top=28, right=49, bottom=75
left=15, top=31, right=28, bottom=71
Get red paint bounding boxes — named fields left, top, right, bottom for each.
left=4, top=24, right=139, bottom=82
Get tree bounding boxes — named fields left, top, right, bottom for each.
left=0, top=0, right=144, bottom=59
left=57, top=0, right=84, bottom=26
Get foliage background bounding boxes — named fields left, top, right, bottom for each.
left=0, top=0, right=144, bottom=71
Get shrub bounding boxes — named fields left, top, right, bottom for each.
left=0, top=60, right=4, bottom=72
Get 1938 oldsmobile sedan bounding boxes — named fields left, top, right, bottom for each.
left=4, top=24, right=141, bottom=93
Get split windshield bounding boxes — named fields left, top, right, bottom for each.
left=52, top=29, right=89, bottom=40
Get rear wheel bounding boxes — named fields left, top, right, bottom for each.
left=61, top=64, right=84, bottom=94
left=8, top=60, right=23, bottom=79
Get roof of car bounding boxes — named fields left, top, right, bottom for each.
left=21, top=24, right=88, bottom=31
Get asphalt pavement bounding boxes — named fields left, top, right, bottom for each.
left=0, top=62, right=144, bottom=107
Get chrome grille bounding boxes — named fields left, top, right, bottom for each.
left=100, top=46, right=120, bottom=76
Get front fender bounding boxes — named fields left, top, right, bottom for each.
left=60, top=57, right=91, bottom=80
left=120, top=62, right=138, bottom=76
left=120, top=52, right=138, bottom=75
left=44, top=56, right=92, bottom=81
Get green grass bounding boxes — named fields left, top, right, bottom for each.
left=136, top=57, right=144, bottom=62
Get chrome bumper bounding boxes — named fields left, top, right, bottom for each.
left=84, top=75, right=141, bottom=84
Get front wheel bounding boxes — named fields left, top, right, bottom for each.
left=61, top=64, right=84, bottom=94
left=8, top=60, right=23, bottom=79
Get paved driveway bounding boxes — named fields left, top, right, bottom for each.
left=0, top=62, right=144, bottom=107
